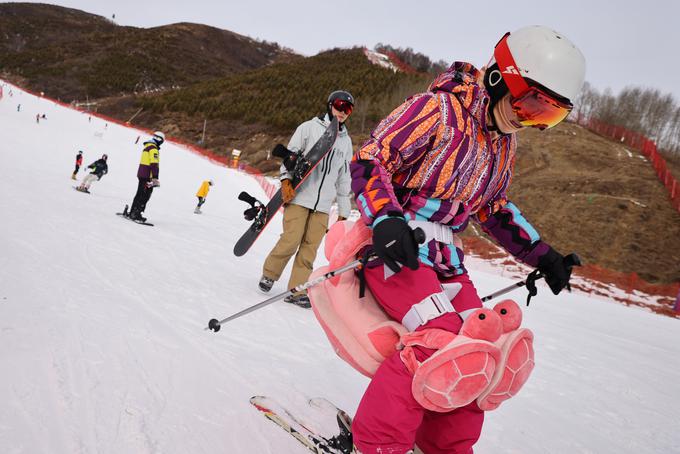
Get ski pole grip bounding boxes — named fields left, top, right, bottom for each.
left=413, top=227, right=426, bottom=245
left=238, top=191, right=257, bottom=206
left=564, top=253, right=582, bottom=269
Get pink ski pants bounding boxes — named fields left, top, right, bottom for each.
left=352, top=264, right=485, bottom=454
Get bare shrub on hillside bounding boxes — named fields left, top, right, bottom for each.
left=575, top=84, right=680, bottom=156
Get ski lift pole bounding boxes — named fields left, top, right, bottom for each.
left=207, top=228, right=426, bottom=332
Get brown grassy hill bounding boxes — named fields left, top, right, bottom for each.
left=0, top=3, right=295, bottom=100
left=509, top=122, right=680, bottom=284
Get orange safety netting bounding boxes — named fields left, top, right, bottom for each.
left=462, top=236, right=680, bottom=317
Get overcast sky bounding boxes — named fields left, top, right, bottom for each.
left=10, top=0, right=680, bottom=100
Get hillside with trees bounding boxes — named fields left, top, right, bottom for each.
left=0, top=3, right=295, bottom=100
left=1, top=3, right=678, bottom=286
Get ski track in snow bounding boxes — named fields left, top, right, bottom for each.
left=1, top=81, right=679, bottom=454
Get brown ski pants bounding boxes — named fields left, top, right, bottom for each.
left=262, top=203, right=329, bottom=293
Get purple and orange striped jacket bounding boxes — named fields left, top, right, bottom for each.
left=351, top=62, right=549, bottom=276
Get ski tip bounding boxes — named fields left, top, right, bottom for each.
left=249, top=396, right=271, bottom=412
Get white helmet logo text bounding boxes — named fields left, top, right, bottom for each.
left=502, top=65, right=520, bottom=75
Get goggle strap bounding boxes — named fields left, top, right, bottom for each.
left=493, top=33, right=530, bottom=98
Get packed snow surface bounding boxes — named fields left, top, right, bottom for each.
left=1, top=83, right=679, bottom=453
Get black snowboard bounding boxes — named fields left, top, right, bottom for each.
left=233, top=117, right=339, bottom=257
left=116, top=205, right=154, bottom=226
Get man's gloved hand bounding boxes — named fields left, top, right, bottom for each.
left=151, top=178, right=160, bottom=187
left=281, top=179, right=295, bottom=204
left=537, top=247, right=576, bottom=295
left=372, top=215, right=420, bottom=273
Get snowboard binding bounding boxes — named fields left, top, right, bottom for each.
left=272, top=144, right=313, bottom=183
left=238, top=191, right=267, bottom=230
left=272, top=144, right=300, bottom=171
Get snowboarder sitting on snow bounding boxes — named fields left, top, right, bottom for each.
left=128, top=131, right=164, bottom=222
left=72, top=150, right=83, bottom=180
left=348, top=26, right=585, bottom=453
left=77, top=154, right=108, bottom=193
left=258, top=91, right=354, bottom=308
left=194, top=180, right=213, bottom=214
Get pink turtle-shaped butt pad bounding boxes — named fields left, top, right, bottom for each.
left=404, top=318, right=504, bottom=412
left=477, top=300, right=535, bottom=411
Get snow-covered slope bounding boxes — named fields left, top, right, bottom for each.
left=1, top=82, right=679, bottom=454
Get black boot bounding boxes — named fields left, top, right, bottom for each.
left=129, top=209, right=146, bottom=222
left=284, top=294, right=311, bottom=309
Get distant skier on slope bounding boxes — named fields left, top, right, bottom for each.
left=76, top=154, right=108, bottom=193
left=257, top=91, right=354, bottom=308
left=71, top=150, right=83, bottom=180
left=127, top=131, right=164, bottom=222
left=194, top=179, right=213, bottom=214
left=342, top=26, right=585, bottom=453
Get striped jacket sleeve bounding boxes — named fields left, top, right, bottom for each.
left=350, top=93, right=441, bottom=225
left=475, top=200, right=550, bottom=268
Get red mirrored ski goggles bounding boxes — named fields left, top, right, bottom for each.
left=494, top=33, right=573, bottom=130
left=331, top=99, right=354, bottom=115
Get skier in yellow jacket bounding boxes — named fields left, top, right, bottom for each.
left=194, top=180, right=213, bottom=214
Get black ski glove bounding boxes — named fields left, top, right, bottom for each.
left=537, top=247, right=577, bottom=295
left=372, top=215, right=420, bottom=273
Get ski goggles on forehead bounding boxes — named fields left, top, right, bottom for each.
left=331, top=99, right=354, bottom=115
left=494, top=32, right=573, bottom=130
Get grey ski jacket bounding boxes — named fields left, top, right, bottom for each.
left=280, top=114, right=352, bottom=218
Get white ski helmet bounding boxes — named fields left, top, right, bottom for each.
left=484, top=26, right=586, bottom=128
left=152, top=131, right=165, bottom=145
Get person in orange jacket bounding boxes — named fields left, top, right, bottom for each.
left=194, top=179, right=213, bottom=214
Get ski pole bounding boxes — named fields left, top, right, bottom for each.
left=208, top=227, right=427, bottom=332
left=207, top=258, right=365, bottom=332
left=480, top=253, right=581, bottom=305
left=480, top=275, right=541, bottom=302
